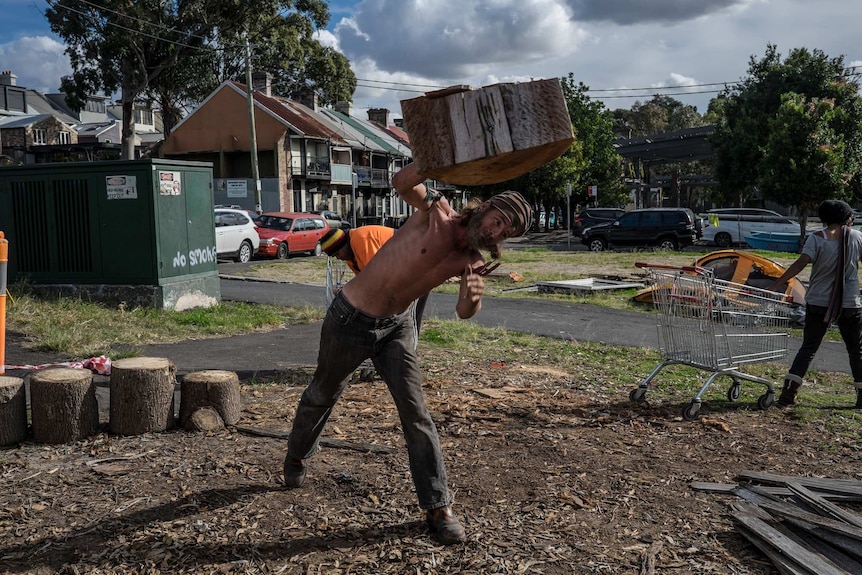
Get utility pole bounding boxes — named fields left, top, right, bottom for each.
left=245, top=35, right=262, bottom=213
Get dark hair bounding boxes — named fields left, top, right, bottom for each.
left=818, top=200, right=853, bottom=226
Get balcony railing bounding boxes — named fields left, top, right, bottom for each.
left=306, top=156, right=330, bottom=178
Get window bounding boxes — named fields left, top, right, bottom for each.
left=32, top=129, right=47, bottom=145
left=134, top=109, right=154, bottom=125
left=58, top=131, right=71, bottom=145
left=85, top=99, right=106, bottom=113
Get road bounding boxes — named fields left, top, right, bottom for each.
left=218, top=273, right=852, bottom=375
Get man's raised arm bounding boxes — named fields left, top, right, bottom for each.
left=392, top=163, right=444, bottom=212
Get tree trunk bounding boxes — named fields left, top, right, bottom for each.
left=179, top=370, right=242, bottom=431
left=109, top=357, right=177, bottom=435
left=121, top=96, right=136, bottom=160
left=0, top=376, right=28, bottom=445
left=30, top=368, right=98, bottom=444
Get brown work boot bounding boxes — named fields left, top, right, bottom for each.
left=426, top=506, right=466, bottom=545
left=777, top=375, right=802, bottom=407
left=283, top=454, right=307, bottom=488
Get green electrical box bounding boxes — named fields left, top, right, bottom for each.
left=0, top=158, right=220, bottom=310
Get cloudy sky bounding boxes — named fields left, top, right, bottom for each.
left=2, top=0, right=860, bottom=120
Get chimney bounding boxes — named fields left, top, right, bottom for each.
left=251, top=71, right=271, bottom=97
left=291, top=88, right=319, bottom=111
left=367, top=108, right=390, bottom=126
left=335, top=100, right=353, bottom=116
left=0, top=70, right=17, bottom=86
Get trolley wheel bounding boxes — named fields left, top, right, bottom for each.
left=358, top=368, right=375, bottom=382
left=757, top=391, right=775, bottom=410
left=726, top=383, right=742, bottom=402
left=629, top=388, right=647, bottom=403
left=682, top=401, right=701, bottom=421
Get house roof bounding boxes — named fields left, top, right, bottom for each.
left=316, top=108, right=386, bottom=153
left=326, top=109, right=411, bottom=157
left=25, top=91, right=78, bottom=124
left=73, top=121, right=117, bottom=138
left=0, top=114, right=52, bottom=128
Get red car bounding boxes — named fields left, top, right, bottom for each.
left=255, top=212, right=330, bottom=259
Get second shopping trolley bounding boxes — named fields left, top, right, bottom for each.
left=631, top=263, right=796, bottom=420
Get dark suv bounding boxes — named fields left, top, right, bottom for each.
left=572, top=208, right=626, bottom=236
left=580, top=207, right=698, bottom=252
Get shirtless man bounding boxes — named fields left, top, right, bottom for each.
left=283, top=163, right=532, bottom=545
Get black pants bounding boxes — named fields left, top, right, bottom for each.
left=789, top=305, right=862, bottom=382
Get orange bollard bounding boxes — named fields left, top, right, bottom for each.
left=0, top=231, right=6, bottom=375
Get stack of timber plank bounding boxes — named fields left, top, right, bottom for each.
left=692, top=471, right=862, bottom=575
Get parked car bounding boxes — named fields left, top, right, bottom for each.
left=572, top=208, right=626, bottom=236
left=700, top=208, right=800, bottom=248
left=214, top=208, right=260, bottom=263
left=255, top=212, right=330, bottom=259
left=580, top=207, right=698, bottom=252
left=311, top=210, right=351, bottom=230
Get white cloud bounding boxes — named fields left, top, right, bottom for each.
left=0, top=35, right=70, bottom=93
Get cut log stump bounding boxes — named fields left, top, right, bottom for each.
left=0, top=376, right=28, bottom=445
left=109, top=357, right=176, bottom=435
left=179, top=370, right=242, bottom=431
left=29, top=368, right=98, bottom=444
left=400, top=78, right=574, bottom=186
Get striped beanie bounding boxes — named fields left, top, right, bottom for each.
left=321, top=228, right=349, bottom=256
left=488, top=191, right=533, bottom=237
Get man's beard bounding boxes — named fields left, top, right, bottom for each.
left=466, top=213, right=497, bottom=251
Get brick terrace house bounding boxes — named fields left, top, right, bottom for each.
left=160, top=76, right=413, bottom=222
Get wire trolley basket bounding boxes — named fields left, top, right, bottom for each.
left=631, top=263, right=796, bottom=420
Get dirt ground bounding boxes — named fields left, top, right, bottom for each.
left=3, top=346, right=860, bottom=575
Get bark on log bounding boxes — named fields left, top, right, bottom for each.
left=109, top=357, right=176, bottom=436
left=179, top=370, right=242, bottom=430
left=187, top=407, right=224, bottom=432
left=0, top=376, right=28, bottom=445
left=400, top=79, right=574, bottom=186
left=29, top=368, right=98, bottom=444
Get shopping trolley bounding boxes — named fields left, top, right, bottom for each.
left=630, top=263, right=796, bottom=420
left=325, top=257, right=375, bottom=382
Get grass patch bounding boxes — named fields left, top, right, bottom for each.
left=5, top=287, right=323, bottom=357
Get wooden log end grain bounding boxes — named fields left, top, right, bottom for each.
left=187, top=407, right=225, bottom=432
left=179, top=369, right=242, bottom=430
left=0, top=376, right=28, bottom=445
left=401, top=78, right=574, bottom=186
left=29, top=368, right=98, bottom=444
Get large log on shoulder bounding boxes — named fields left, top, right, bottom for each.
left=0, top=376, right=28, bottom=445
left=109, top=357, right=176, bottom=435
left=29, top=368, right=98, bottom=444
left=179, top=370, right=242, bottom=431
left=400, top=79, right=575, bottom=186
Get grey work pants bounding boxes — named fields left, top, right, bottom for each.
left=287, top=290, right=452, bottom=510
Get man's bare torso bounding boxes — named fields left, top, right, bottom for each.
left=340, top=199, right=483, bottom=317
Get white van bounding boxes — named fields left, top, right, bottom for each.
left=700, top=208, right=800, bottom=247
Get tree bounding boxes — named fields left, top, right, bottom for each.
left=560, top=75, right=628, bottom=212
left=46, top=0, right=352, bottom=158
left=761, top=93, right=858, bottom=238
left=710, top=44, right=862, bottom=213
left=465, top=75, right=627, bottom=231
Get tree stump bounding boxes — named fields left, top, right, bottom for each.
left=0, top=376, right=28, bottom=445
left=400, top=79, right=575, bottom=185
left=29, top=368, right=98, bottom=444
left=109, top=357, right=176, bottom=435
left=179, top=370, right=242, bottom=431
